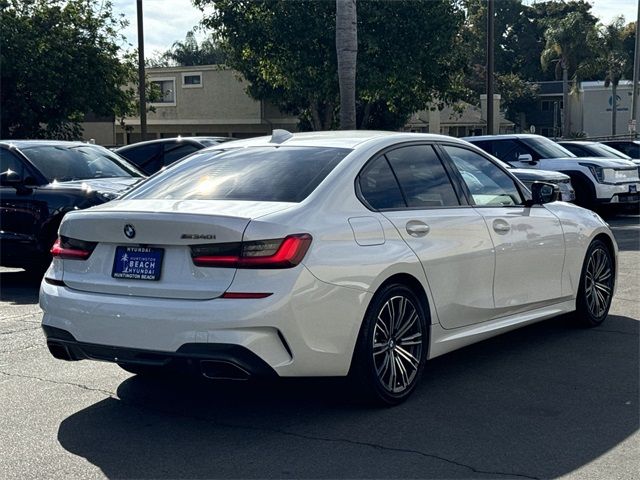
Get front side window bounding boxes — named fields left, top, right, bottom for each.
left=0, top=149, right=27, bottom=179
left=492, top=139, right=536, bottom=163
left=125, top=147, right=349, bottom=203
left=522, top=137, right=575, bottom=159
left=385, top=145, right=459, bottom=207
left=443, top=146, right=523, bottom=207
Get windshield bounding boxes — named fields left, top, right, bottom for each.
left=124, top=146, right=350, bottom=203
left=592, top=144, right=632, bottom=159
left=522, top=137, right=576, bottom=159
left=22, top=145, right=144, bottom=182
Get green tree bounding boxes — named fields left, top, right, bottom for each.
left=591, top=17, right=631, bottom=135
left=0, top=0, right=136, bottom=139
left=540, top=11, right=599, bottom=137
left=148, top=30, right=226, bottom=67
left=194, top=0, right=464, bottom=130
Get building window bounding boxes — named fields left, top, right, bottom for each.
left=151, top=78, right=176, bottom=105
left=182, top=72, right=203, bottom=88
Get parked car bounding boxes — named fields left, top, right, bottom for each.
left=463, top=134, right=639, bottom=208
left=115, top=136, right=235, bottom=174
left=600, top=139, right=640, bottom=160
left=0, top=140, right=145, bottom=272
left=557, top=140, right=640, bottom=165
left=508, top=167, right=575, bottom=202
left=41, top=131, right=617, bottom=405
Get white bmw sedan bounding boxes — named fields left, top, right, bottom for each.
left=40, top=131, right=617, bottom=405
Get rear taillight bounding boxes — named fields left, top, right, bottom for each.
left=191, top=233, right=312, bottom=269
left=50, top=236, right=97, bottom=260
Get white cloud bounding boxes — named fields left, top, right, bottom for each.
left=112, top=0, right=205, bottom=56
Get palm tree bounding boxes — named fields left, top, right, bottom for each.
left=541, top=12, right=598, bottom=137
left=599, top=17, right=628, bottom=136
left=336, top=0, right=357, bottom=130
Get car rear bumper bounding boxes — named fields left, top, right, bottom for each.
left=43, top=325, right=277, bottom=379
left=39, top=267, right=372, bottom=377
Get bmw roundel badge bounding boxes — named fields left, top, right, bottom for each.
left=124, top=224, right=136, bottom=239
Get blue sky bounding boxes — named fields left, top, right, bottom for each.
left=112, top=0, right=639, bottom=57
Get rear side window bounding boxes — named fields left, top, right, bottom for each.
left=163, top=142, right=200, bottom=165
left=385, top=145, right=459, bottom=207
left=125, top=146, right=349, bottom=203
left=21, top=145, right=141, bottom=182
left=118, top=143, right=162, bottom=171
left=358, top=156, right=406, bottom=210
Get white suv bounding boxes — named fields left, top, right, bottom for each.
left=463, top=134, right=639, bottom=208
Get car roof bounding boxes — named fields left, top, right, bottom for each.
left=204, top=130, right=469, bottom=150
left=557, top=141, right=598, bottom=145
left=116, top=136, right=234, bottom=151
left=602, top=140, right=640, bottom=145
left=0, top=140, right=93, bottom=149
left=462, top=134, right=545, bottom=142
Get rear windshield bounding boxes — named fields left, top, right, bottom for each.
left=124, top=146, right=350, bottom=203
left=22, top=145, right=144, bottom=182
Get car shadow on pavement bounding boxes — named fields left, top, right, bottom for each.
left=56, top=314, right=639, bottom=479
left=0, top=269, right=43, bottom=305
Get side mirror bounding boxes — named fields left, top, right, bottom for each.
left=530, top=182, right=559, bottom=205
left=0, top=170, right=23, bottom=187
left=517, top=153, right=536, bottom=164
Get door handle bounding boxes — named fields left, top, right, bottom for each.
left=492, top=219, right=511, bottom=234
left=406, top=221, right=430, bottom=237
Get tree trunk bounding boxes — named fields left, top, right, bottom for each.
left=562, top=59, right=570, bottom=138
left=310, top=105, right=322, bottom=131
left=359, top=102, right=372, bottom=129
left=336, top=0, right=357, bottom=130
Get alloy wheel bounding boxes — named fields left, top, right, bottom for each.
left=372, top=295, right=423, bottom=393
left=584, top=247, right=613, bottom=318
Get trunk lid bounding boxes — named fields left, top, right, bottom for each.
left=58, top=199, right=295, bottom=299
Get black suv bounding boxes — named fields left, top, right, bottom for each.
left=0, top=141, right=144, bottom=271
left=115, top=136, right=235, bottom=174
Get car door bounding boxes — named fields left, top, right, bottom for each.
left=0, top=148, right=46, bottom=253
left=441, top=145, right=567, bottom=313
left=358, top=144, right=496, bottom=329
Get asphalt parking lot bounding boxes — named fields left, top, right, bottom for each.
left=0, top=213, right=638, bottom=479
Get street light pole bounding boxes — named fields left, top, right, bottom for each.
left=137, top=0, right=147, bottom=141
left=486, top=0, right=495, bottom=135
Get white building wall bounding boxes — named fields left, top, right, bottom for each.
left=580, top=81, right=634, bottom=137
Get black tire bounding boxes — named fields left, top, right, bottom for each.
left=118, top=363, right=167, bottom=376
left=574, top=239, right=615, bottom=327
left=349, top=283, right=428, bottom=406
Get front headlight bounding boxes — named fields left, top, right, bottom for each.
left=602, top=168, right=639, bottom=183
left=580, top=163, right=605, bottom=183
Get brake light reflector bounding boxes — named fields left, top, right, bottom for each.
left=51, top=237, right=97, bottom=260
left=221, top=292, right=273, bottom=299
left=191, top=234, right=312, bottom=269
